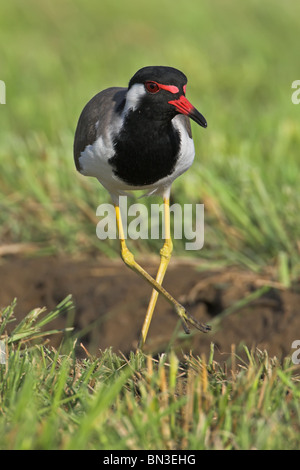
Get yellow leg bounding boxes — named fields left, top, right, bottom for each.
left=114, top=204, right=210, bottom=350
left=137, top=198, right=173, bottom=350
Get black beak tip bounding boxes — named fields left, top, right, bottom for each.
left=197, top=116, right=207, bottom=129
left=190, top=109, right=207, bottom=129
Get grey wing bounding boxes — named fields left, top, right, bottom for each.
left=73, top=87, right=127, bottom=171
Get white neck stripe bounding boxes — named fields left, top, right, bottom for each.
left=123, top=83, right=145, bottom=117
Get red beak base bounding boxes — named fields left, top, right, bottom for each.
left=169, top=95, right=207, bottom=128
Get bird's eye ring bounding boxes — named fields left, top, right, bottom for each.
left=145, top=81, right=160, bottom=94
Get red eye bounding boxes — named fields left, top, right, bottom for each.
left=183, top=84, right=187, bottom=95
left=145, top=81, right=160, bottom=94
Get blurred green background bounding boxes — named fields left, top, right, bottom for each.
left=0, top=0, right=299, bottom=278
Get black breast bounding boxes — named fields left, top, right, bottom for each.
left=108, top=113, right=181, bottom=186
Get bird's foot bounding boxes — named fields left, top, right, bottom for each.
left=175, top=305, right=211, bottom=335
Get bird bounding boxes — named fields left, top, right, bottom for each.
left=74, top=65, right=211, bottom=350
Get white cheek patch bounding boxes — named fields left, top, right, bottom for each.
left=123, top=83, right=146, bottom=116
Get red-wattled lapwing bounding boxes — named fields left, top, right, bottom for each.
left=74, top=66, right=211, bottom=350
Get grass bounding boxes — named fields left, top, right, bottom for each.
left=0, top=0, right=299, bottom=279
left=0, top=297, right=299, bottom=450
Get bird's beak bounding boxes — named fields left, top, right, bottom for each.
left=169, top=95, right=207, bottom=128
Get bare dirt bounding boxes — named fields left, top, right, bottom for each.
left=0, top=254, right=299, bottom=363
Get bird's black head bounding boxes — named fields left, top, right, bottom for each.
left=129, top=66, right=187, bottom=92
left=125, top=66, right=207, bottom=128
